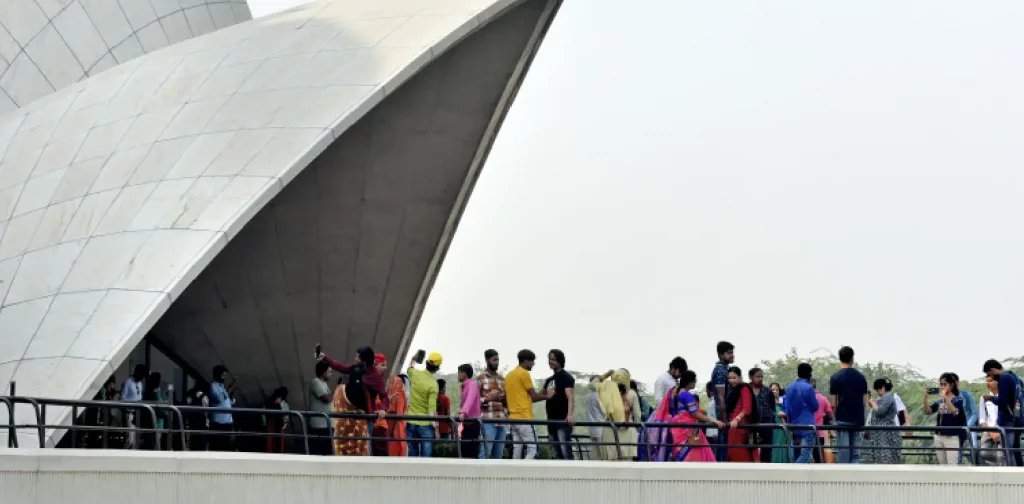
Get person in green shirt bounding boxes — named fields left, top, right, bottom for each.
left=407, top=352, right=442, bottom=457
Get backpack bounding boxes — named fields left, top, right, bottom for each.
left=1006, top=371, right=1024, bottom=424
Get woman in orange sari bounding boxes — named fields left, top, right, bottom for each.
left=332, top=380, right=369, bottom=456
left=385, top=375, right=408, bottom=457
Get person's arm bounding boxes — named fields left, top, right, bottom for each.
left=943, top=394, right=959, bottom=417
left=808, top=388, right=820, bottom=415
left=427, top=385, right=438, bottom=417
left=528, top=386, right=548, bottom=402
left=978, top=396, right=989, bottom=426
left=314, top=381, right=331, bottom=403
left=923, top=389, right=935, bottom=415
left=319, top=353, right=352, bottom=373
left=565, top=386, right=575, bottom=424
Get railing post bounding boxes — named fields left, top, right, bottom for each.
left=294, top=411, right=309, bottom=455
left=453, top=415, right=462, bottom=458
left=71, top=405, right=78, bottom=448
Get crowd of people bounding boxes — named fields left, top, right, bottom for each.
left=89, top=342, right=1024, bottom=466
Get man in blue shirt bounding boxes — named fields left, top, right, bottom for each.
left=829, top=346, right=869, bottom=463
left=209, top=365, right=236, bottom=451
left=710, top=341, right=735, bottom=462
left=982, top=359, right=1022, bottom=466
left=785, top=363, right=820, bottom=463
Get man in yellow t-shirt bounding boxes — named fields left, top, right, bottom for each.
left=407, top=352, right=442, bottom=457
left=505, top=349, right=553, bottom=459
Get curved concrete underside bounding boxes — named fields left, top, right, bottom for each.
left=151, top=0, right=559, bottom=409
left=0, top=0, right=561, bottom=444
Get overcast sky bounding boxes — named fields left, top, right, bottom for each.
left=250, top=0, right=1024, bottom=384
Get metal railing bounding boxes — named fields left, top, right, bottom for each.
left=1, top=395, right=1020, bottom=466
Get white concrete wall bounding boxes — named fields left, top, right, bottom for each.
left=2, top=450, right=1024, bottom=504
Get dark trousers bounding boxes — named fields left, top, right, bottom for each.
left=309, top=427, right=333, bottom=456
left=461, top=421, right=481, bottom=459
left=208, top=422, right=234, bottom=451
left=714, top=429, right=729, bottom=461
left=757, top=428, right=773, bottom=463
left=813, top=435, right=825, bottom=463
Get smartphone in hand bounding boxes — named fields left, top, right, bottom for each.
left=412, top=349, right=426, bottom=364
left=927, top=388, right=940, bottom=395
left=315, top=343, right=321, bottom=359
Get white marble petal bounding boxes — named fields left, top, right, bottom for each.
left=0, top=0, right=556, bottom=450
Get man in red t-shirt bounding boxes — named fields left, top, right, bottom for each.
left=436, top=379, right=452, bottom=439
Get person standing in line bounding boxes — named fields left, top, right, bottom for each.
left=309, top=360, right=334, bottom=456
left=544, top=349, right=576, bottom=460
left=865, top=378, right=902, bottom=464
left=370, top=354, right=390, bottom=456
left=208, top=365, right=236, bottom=452
left=768, top=383, right=790, bottom=463
left=977, top=374, right=1003, bottom=466
left=784, top=363, right=820, bottom=463
left=585, top=376, right=607, bottom=460
left=704, top=383, right=720, bottom=457
left=621, top=372, right=642, bottom=461
left=982, top=359, right=1023, bottom=466
left=725, top=366, right=756, bottom=462
left=406, top=352, right=441, bottom=457
left=436, top=379, right=452, bottom=440
left=457, top=364, right=482, bottom=459
left=654, top=357, right=687, bottom=409
left=829, top=346, right=869, bottom=463
left=922, top=372, right=966, bottom=465
left=950, top=373, right=977, bottom=464
left=749, top=368, right=776, bottom=463
left=809, top=378, right=833, bottom=463
left=121, top=364, right=147, bottom=449
left=476, top=349, right=508, bottom=459
left=710, top=341, right=735, bottom=462
left=384, top=374, right=409, bottom=457
left=505, top=349, right=552, bottom=460
left=264, top=387, right=289, bottom=454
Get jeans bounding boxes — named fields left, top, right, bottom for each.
left=713, top=429, right=729, bottom=462
left=549, top=423, right=574, bottom=460
left=835, top=422, right=861, bottom=464
left=511, top=423, right=538, bottom=459
left=999, top=423, right=1023, bottom=466
left=407, top=424, right=435, bottom=457
left=794, top=433, right=815, bottom=463
left=481, top=423, right=508, bottom=459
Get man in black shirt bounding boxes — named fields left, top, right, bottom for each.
left=544, top=349, right=576, bottom=460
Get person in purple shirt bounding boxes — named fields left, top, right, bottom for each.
left=982, top=359, right=1023, bottom=466
left=457, top=363, right=482, bottom=459
left=784, top=362, right=820, bottom=463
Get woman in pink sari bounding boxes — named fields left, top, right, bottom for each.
left=666, top=370, right=722, bottom=462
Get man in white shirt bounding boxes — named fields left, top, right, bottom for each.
left=892, top=393, right=908, bottom=426
left=978, top=375, right=1003, bottom=466
left=654, top=357, right=687, bottom=408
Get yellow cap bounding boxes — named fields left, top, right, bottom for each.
left=427, top=352, right=443, bottom=366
